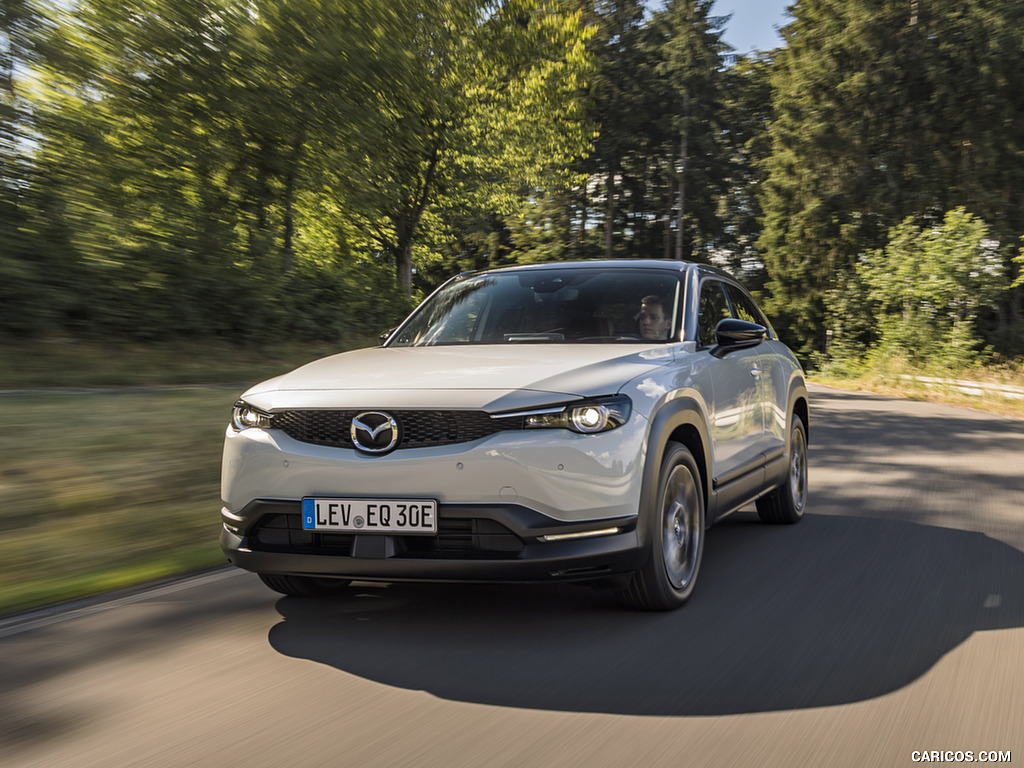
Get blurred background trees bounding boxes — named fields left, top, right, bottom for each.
left=759, top=0, right=1024, bottom=360
left=859, top=208, right=1005, bottom=368
left=2, top=0, right=1022, bottom=364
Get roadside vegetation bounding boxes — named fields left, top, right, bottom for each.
left=0, top=339, right=372, bottom=614
left=0, top=338, right=374, bottom=389
left=809, top=209, right=1024, bottom=419
left=812, top=360, right=1024, bottom=421
left=0, top=389, right=229, bottom=613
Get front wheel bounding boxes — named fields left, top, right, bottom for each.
left=756, top=418, right=808, bottom=524
left=621, top=442, right=705, bottom=611
left=258, top=573, right=352, bottom=597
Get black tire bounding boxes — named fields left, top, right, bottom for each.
left=756, top=418, right=808, bottom=524
left=621, top=442, right=705, bottom=611
left=258, top=573, right=352, bottom=597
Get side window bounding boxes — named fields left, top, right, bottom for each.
left=725, top=284, right=769, bottom=329
left=697, top=280, right=732, bottom=348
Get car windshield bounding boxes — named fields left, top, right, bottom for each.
left=388, top=267, right=683, bottom=347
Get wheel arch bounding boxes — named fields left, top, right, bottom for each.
left=788, top=376, right=810, bottom=443
left=637, top=398, right=713, bottom=551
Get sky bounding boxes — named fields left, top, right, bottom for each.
left=709, top=0, right=793, bottom=54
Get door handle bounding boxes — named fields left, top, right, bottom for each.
left=750, top=366, right=762, bottom=381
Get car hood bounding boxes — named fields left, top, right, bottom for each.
left=241, top=344, right=675, bottom=412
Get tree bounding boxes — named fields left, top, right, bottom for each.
left=10, top=0, right=592, bottom=340
left=578, top=0, right=662, bottom=259
left=859, top=208, right=1004, bottom=366
left=334, top=0, right=593, bottom=293
left=759, top=0, right=1024, bottom=357
left=656, top=0, right=730, bottom=262
left=717, top=53, right=775, bottom=289
left=0, top=0, right=54, bottom=334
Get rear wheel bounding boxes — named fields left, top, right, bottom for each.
left=258, top=573, right=352, bottom=597
left=756, top=418, right=808, bottom=524
left=621, top=442, right=705, bottom=611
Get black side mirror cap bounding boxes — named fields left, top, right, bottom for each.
left=711, top=318, right=767, bottom=358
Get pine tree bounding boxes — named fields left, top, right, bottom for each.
left=655, top=0, right=731, bottom=262
left=760, top=0, right=1024, bottom=357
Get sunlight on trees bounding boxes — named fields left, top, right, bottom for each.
left=859, top=209, right=1005, bottom=368
left=1, top=0, right=1022, bottom=364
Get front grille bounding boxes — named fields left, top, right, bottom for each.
left=274, top=410, right=523, bottom=450
left=248, top=513, right=524, bottom=560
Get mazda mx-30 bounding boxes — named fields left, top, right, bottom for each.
left=220, top=260, right=808, bottom=609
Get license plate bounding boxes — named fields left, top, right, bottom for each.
left=301, top=498, right=437, bottom=534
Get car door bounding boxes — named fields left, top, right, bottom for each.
left=697, top=279, right=767, bottom=488
left=723, top=283, right=787, bottom=462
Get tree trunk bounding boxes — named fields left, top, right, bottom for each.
left=579, top=183, right=587, bottom=252
left=604, top=167, right=615, bottom=258
left=663, top=157, right=673, bottom=259
left=398, top=238, right=413, bottom=295
left=281, top=130, right=304, bottom=274
left=675, top=92, right=689, bottom=261
left=391, top=142, right=441, bottom=296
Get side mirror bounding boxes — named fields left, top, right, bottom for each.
left=379, top=328, right=395, bottom=345
left=711, top=318, right=767, bottom=358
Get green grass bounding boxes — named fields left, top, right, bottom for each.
left=0, top=337, right=378, bottom=614
left=0, top=390, right=237, bottom=613
left=810, top=357, right=1024, bottom=420
left=0, top=337, right=376, bottom=388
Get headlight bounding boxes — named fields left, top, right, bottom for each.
left=231, top=401, right=274, bottom=431
left=519, top=395, right=631, bottom=434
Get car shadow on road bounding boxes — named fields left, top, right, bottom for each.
left=267, top=511, right=1024, bottom=716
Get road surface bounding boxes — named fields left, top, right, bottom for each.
left=2, top=384, right=1022, bottom=767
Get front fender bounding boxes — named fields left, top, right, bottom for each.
left=635, top=397, right=714, bottom=558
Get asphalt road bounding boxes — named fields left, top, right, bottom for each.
left=2, top=384, right=1022, bottom=768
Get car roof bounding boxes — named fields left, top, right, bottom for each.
left=463, top=259, right=743, bottom=284
left=473, top=259, right=688, bottom=275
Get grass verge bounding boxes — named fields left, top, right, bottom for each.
left=0, top=390, right=237, bottom=614
left=810, top=359, right=1024, bottom=420
left=0, top=337, right=376, bottom=614
left=0, top=337, right=375, bottom=388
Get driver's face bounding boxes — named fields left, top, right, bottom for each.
left=639, top=303, right=670, bottom=340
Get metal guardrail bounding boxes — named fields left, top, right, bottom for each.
left=899, top=375, right=1024, bottom=400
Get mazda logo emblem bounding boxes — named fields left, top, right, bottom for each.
left=351, top=412, right=399, bottom=454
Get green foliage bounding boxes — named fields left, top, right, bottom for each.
left=759, top=0, right=1024, bottom=358
left=858, top=208, right=1004, bottom=367
left=820, top=264, right=875, bottom=363
left=3, top=0, right=1024, bottom=363
left=718, top=52, right=774, bottom=288
left=1013, top=237, right=1024, bottom=289
left=3, top=0, right=593, bottom=342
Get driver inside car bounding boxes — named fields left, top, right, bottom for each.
left=638, top=295, right=671, bottom=340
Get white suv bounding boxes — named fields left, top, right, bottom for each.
left=220, top=260, right=808, bottom=610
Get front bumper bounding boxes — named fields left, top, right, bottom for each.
left=222, top=412, right=649, bottom=522
left=221, top=500, right=643, bottom=583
